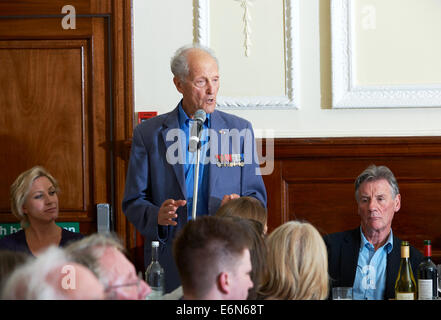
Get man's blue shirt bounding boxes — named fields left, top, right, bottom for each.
left=352, top=227, right=393, bottom=300
left=178, top=103, right=210, bottom=220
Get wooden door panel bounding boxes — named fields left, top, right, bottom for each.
left=0, top=0, right=136, bottom=255
left=0, top=17, right=108, bottom=234
left=0, top=40, right=88, bottom=213
left=90, top=18, right=111, bottom=214
left=0, top=1, right=91, bottom=15
left=0, top=1, right=111, bottom=15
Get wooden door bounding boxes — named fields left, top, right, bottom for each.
left=0, top=1, right=134, bottom=240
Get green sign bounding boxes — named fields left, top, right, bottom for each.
left=0, top=222, right=80, bottom=239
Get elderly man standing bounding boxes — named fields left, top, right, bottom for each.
left=324, top=164, right=423, bottom=300
left=122, top=44, right=267, bottom=293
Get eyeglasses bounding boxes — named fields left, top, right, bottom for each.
left=104, top=272, right=146, bottom=300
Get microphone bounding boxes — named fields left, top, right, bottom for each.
left=188, top=109, right=206, bottom=152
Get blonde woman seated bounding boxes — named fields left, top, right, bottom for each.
left=257, top=220, right=329, bottom=300
left=0, top=166, right=83, bottom=256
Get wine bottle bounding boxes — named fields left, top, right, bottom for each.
left=395, top=241, right=417, bottom=300
left=417, top=240, right=438, bottom=300
left=145, top=241, right=165, bottom=300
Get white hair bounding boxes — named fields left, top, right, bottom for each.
left=64, top=233, right=124, bottom=288
left=1, top=246, right=71, bottom=300
left=170, top=43, right=219, bottom=81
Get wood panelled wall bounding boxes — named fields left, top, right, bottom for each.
left=260, top=137, right=441, bottom=263
left=0, top=0, right=134, bottom=243
left=126, top=136, right=441, bottom=271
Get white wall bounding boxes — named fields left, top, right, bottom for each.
left=133, top=0, right=441, bottom=138
left=133, top=0, right=192, bottom=114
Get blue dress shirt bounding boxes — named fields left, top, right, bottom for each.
left=352, top=227, right=394, bottom=300
left=178, top=103, right=210, bottom=220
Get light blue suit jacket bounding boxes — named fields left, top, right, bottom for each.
left=122, top=104, right=267, bottom=293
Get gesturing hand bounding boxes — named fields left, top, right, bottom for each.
left=220, top=193, right=240, bottom=207
left=157, top=199, right=187, bottom=226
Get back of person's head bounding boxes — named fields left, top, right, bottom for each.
left=65, top=233, right=150, bottom=300
left=10, top=165, right=59, bottom=228
left=0, top=250, right=31, bottom=292
left=215, top=196, right=268, bottom=234
left=1, top=246, right=104, bottom=299
left=219, top=216, right=267, bottom=300
left=173, top=216, right=252, bottom=299
left=258, top=220, right=329, bottom=300
left=355, top=164, right=399, bottom=201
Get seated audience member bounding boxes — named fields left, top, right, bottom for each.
left=216, top=196, right=268, bottom=235
left=215, top=197, right=268, bottom=299
left=165, top=217, right=266, bottom=300
left=323, top=164, right=423, bottom=300
left=1, top=246, right=105, bottom=299
left=173, top=216, right=253, bottom=300
left=258, top=220, right=329, bottom=300
left=222, top=216, right=267, bottom=300
left=0, top=250, right=31, bottom=292
left=65, top=233, right=151, bottom=300
left=0, top=166, right=83, bottom=256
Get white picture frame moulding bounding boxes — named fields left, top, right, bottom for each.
left=331, top=0, right=441, bottom=109
left=193, top=0, right=301, bottom=109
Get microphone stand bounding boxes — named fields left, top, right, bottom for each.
left=188, top=110, right=206, bottom=221
left=191, top=139, right=201, bottom=221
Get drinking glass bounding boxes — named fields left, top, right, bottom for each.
left=332, top=287, right=353, bottom=300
